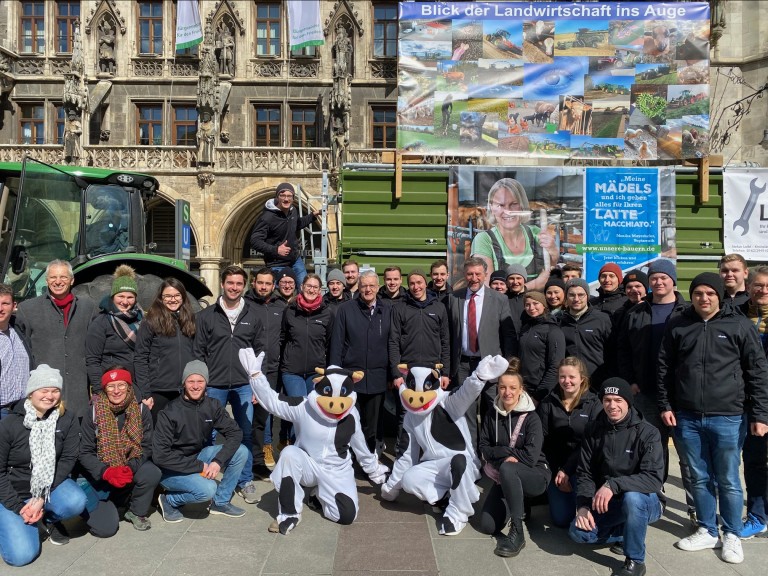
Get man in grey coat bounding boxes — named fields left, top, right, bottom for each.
left=448, top=257, right=516, bottom=445
left=14, top=259, right=97, bottom=420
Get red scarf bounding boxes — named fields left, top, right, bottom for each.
left=51, top=293, right=74, bottom=327
left=296, top=293, right=323, bottom=312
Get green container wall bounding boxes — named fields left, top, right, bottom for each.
left=339, top=170, right=737, bottom=293
left=339, top=170, right=449, bottom=278
left=675, top=173, right=725, bottom=294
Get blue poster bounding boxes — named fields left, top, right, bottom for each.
left=584, top=167, right=660, bottom=283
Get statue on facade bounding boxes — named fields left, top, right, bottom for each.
left=64, top=111, right=82, bottom=164
left=216, top=26, right=235, bottom=76
left=331, top=116, right=348, bottom=170
left=197, top=45, right=218, bottom=111
left=333, top=23, right=352, bottom=79
left=98, top=20, right=116, bottom=75
left=197, top=112, right=216, bottom=166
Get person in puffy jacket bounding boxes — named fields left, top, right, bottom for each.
left=478, top=357, right=549, bottom=558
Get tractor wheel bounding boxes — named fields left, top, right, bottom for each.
left=72, top=273, right=207, bottom=312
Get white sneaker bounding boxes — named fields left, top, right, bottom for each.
left=721, top=533, right=744, bottom=564
left=675, top=527, right=721, bottom=551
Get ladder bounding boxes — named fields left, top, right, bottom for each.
left=296, top=170, right=339, bottom=284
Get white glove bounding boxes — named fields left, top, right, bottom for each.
left=239, top=349, right=265, bottom=377
left=380, top=483, right=400, bottom=501
left=474, top=355, right=509, bottom=382
left=368, top=462, right=390, bottom=485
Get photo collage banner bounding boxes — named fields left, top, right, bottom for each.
left=398, top=2, right=711, bottom=160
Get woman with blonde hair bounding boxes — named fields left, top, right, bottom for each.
left=478, top=357, right=549, bottom=558
left=470, top=177, right=559, bottom=290
left=0, top=365, right=86, bottom=565
left=537, top=357, right=602, bottom=527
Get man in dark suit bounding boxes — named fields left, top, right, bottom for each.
left=448, top=257, right=516, bottom=444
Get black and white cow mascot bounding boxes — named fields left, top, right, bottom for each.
left=239, top=349, right=388, bottom=535
left=381, top=355, right=509, bottom=535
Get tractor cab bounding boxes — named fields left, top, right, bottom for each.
left=0, top=158, right=210, bottom=304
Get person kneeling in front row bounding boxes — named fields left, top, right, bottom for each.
left=0, top=365, right=87, bottom=566
left=152, top=360, right=249, bottom=522
left=78, top=367, right=161, bottom=534
left=568, top=378, right=665, bottom=576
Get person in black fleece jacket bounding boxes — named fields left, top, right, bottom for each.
left=478, top=357, right=549, bottom=558
left=152, top=360, right=248, bottom=522
left=249, top=182, right=317, bottom=285
left=569, top=378, right=664, bottom=576
left=517, top=291, right=565, bottom=402
left=537, top=356, right=602, bottom=528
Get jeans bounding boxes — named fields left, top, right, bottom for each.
left=743, top=432, right=768, bottom=524
left=271, top=257, right=307, bottom=287
left=569, top=492, right=662, bottom=563
left=547, top=476, right=577, bottom=528
left=674, top=411, right=747, bottom=536
left=207, top=384, right=253, bottom=487
left=160, top=444, right=248, bottom=508
left=0, top=479, right=87, bottom=567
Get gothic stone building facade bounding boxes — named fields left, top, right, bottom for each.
left=0, top=1, right=767, bottom=291
left=0, top=0, right=398, bottom=290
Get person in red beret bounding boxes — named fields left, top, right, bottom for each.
left=78, top=366, right=160, bottom=534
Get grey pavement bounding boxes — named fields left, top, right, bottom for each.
left=15, top=444, right=768, bottom=576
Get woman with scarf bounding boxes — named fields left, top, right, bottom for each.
left=78, top=366, right=160, bottom=534
left=536, top=357, right=602, bottom=528
left=0, top=365, right=86, bottom=566
left=134, top=279, right=196, bottom=419
left=86, top=265, right=143, bottom=394
left=279, top=274, right=333, bottom=439
left=478, top=358, right=549, bottom=558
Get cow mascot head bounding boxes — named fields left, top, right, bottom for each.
left=397, top=363, right=445, bottom=416
left=309, top=366, right=363, bottom=423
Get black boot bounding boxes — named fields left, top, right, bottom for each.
left=494, top=519, right=525, bottom=557
left=612, top=558, right=646, bottom=576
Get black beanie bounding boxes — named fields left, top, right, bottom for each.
left=622, top=269, right=649, bottom=292
left=600, top=377, right=633, bottom=408
left=490, top=269, right=507, bottom=283
left=689, top=272, right=724, bottom=303
left=544, top=277, right=566, bottom=293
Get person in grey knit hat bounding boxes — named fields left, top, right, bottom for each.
left=25, top=364, right=63, bottom=396
left=565, top=278, right=591, bottom=298
left=181, top=359, right=209, bottom=385
left=323, top=268, right=350, bottom=307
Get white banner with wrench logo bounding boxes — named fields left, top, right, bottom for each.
left=724, top=168, right=768, bottom=259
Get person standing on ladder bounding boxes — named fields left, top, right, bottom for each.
left=250, top=183, right=318, bottom=286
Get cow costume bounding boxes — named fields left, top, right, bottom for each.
left=381, top=355, right=509, bottom=535
left=239, top=349, right=388, bottom=535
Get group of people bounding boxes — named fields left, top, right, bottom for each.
left=0, top=181, right=765, bottom=576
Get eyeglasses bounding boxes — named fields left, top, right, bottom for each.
left=304, top=284, right=321, bottom=291
left=162, top=294, right=182, bottom=301
left=105, top=383, right=129, bottom=391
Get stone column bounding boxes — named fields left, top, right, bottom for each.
left=197, top=257, right=223, bottom=305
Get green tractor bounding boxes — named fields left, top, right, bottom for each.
left=0, top=158, right=211, bottom=308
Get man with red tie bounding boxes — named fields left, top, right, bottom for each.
left=448, top=257, right=516, bottom=446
